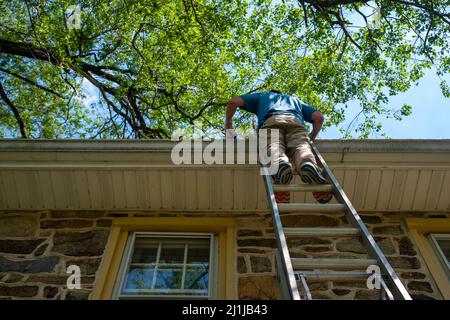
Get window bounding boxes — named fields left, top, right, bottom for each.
left=429, top=233, right=450, bottom=279
left=91, top=217, right=235, bottom=300
left=113, top=232, right=218, bottom=299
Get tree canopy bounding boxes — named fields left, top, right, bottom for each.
left=0, top=0, right=449, bottom=139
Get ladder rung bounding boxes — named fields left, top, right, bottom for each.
left=292, top=258, right=377, bottom=270
left=273, top=184, right=334, bottom=192
left=284, top=227, right=360, bottom=237
left=278, top=203, right=345, bottom=212
left=295, top=271, right=369, bottom=281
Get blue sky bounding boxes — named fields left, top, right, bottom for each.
left=319, top=69, right=450, bottom=139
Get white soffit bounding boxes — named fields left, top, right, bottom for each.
left=0, top=139, right=449, bottom=212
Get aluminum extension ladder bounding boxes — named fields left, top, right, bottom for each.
left=260, top=138, right=412, bottom=300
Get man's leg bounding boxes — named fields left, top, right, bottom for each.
left=260, top=116, right=293, bottom=203
left=260, top=118, right=293, bottom=184
left=285, top=120, right=327, bottom=184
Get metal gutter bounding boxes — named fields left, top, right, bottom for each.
left=0, top=139, right=450, bottom=153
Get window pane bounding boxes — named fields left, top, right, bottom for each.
left=187, top=240, right=210, bottom=265
left=154, top=266, right=183, bottom=290
left=123, top=266, right=154, bottom=292
left=130, top=238, right=158, bottom=264
left=159, top=241, right=185, bottom=264
left=436, top=239, right=450, bottom=264
left=185, top=266, right=209, bottom=292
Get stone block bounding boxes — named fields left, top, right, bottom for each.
left=333, top=281, right=367, bottom=288
left=237, top=239, right=276, bottom=248
left=0, top=256, right=59, bottom=273
left=336, top=239, right=366, bottom=254
left=236, top=218, right=269, bottom=228
left=41, top=219, right=93, bottom=229
left=0, top=214, right=38, bottom=237
left=237, top=256, right=247, bottom=274
left=372, top=225, right=403, bottom=235
left=354, top=289, right=381, bottom=300
left=281, top=215, right=339, bottom=228
left=49, top=212, right=104, bottom=219
left=65, top=258, right=102, bottom=275
left=250, top=256, right=272, bottom=273
left=359, top=215, right=382, bottom=224
left=0, top=239, right=45, bottom=254
left=43, top=286, right=59, bottom=299
left=237, top=230, right=264, bottom=237
left=397, top=237, right=417, bottom=256
left=65, top=290, right=91, bottom=300
left=238, top=248, right=267, bottom=254
left=96, top=219, right=113, bottom=227
left=33, top=243, right=48, bottom=257
left=411, top=294, right=436, bottom=300
left=302, top=246, right=332, bottom=253
left=407, top=281, right=433, bottom=293
left=387, top=256, right=420, bottom=269
left=27, top=274, right=68, bottom=285
left=401, top=272, right=426, bottom=280
left=308, top=282, right=329, bottom=291
left=287, top=238, right=331, bottom=246
left=0, top=285, right=38, bottom=297
left=374, top=237, right=396, bottom=255
left=53, top=230, right=109, bottom=256
left=3, top=273, right=23, bottom=283
left=332, top=289, right=352, bottom=296
left=239, top=275, right=279, bottom=299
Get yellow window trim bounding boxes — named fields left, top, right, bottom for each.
left=405, top=218, right=450, bottom=299
left=91, top=217, right=236, bottom=300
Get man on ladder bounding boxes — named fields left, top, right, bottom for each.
left=225, top=90, right=332, bottom=203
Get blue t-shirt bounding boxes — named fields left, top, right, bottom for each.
left=239, top=92, right=317, bottom=128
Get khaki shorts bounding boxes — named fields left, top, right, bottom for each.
left=260, top=114, right=317, bottom=173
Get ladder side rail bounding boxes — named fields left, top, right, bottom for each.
left=275, top=251, right=294, bottom=300
left=262, top=167, right=300, bottom=300
left=297, top=273, right=313, bottom=300
left=307, top=139, right=412, bottom=300
left=379, top=276, right=395, bottom=300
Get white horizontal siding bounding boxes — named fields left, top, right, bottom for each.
left=0, top=165, right=449, bottom=212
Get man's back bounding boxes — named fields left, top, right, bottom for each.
left=239, top=92, right=317, bottom=128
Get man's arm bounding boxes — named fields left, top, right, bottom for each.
left=309, top=111, right=324, bottom=141
left=225, top=96, right=245, bottom=129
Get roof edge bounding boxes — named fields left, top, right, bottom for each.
left=0, top=139, right=450, bottom=153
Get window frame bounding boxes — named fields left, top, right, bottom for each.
left=112, top=231, right=218, bottom=299
left=428, top=233, right=450, bottom=279
left=405, top=218, right=450, bottom=299
left=91, top=217, right=236, bottom=300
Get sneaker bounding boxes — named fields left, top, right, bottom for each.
left=272, top=162, right=293, bottom=203
left=275, top=191, right=291, bottom=203
left=299, top=161, right=327, bottom=184
left=312, top=191, right=333, bottom=204
left=272, top=162, right=293, bottom=185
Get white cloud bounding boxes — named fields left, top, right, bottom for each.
left=79, top=78, right=99, bottom=106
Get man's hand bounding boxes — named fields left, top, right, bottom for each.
left=225, top=96, right=245, bottom=138
left=309, top=132, right=317, bottom=141
left=224, top=118, right=236, bottom=139
left=225, top=128, right=237, bottom=140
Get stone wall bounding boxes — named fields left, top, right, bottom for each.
left=0, top=210, right=448, bottom=300
left=236, top=212, right=450, bottom=300
left=0, top=211, right=112, bottom=299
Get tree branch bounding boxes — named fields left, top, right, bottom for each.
left=0, top=82, right=28, bottom=138
left=0, top=67, right=65, bottom=99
